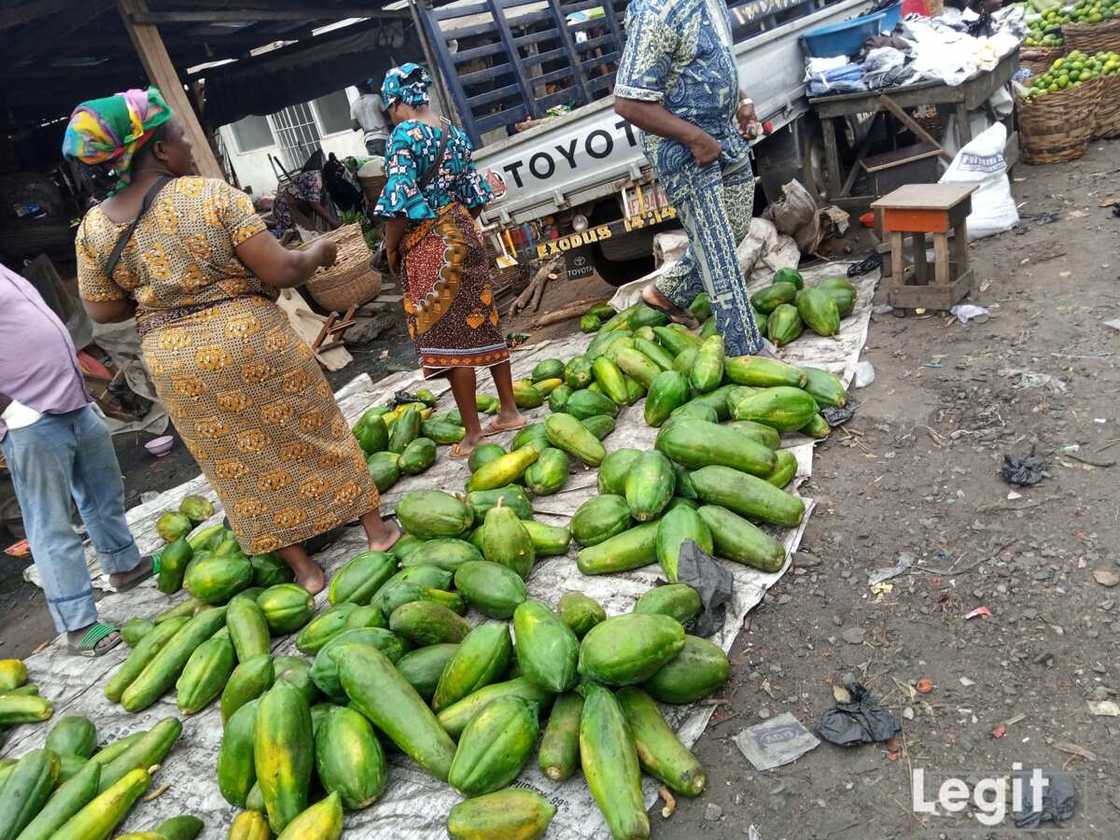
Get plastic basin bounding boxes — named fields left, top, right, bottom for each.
left=802, top=11, right=887, bottom=58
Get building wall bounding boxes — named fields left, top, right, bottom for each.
left=219, top=86, right=369, bottom=196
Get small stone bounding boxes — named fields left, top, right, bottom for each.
left=758, top=707, right=772, bottom=719
left=832, top=615, right=843, bottom=627
left=902, top=706, right=915, bottom=720
left=704, top=803, right=723, bottom=822
left=1090, top=686, right=1112, bottom=701
left=1093, top=569, right=1120, bottom=588
left=841, top=627, right=865, bottom=645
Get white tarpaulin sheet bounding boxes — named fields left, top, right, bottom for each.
left=6, top=274, right=876, bottom=837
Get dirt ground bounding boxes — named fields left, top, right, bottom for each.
left=3, top=141, right=1119, bottom=838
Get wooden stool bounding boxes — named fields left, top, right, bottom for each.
left=311, top=304, right=358, bottom=354
left=871, top=184, right=978, bottom=310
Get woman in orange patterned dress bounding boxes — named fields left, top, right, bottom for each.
left=377, top=64, right=526, bottom=458
left=65, top=88, right=398, bottom=594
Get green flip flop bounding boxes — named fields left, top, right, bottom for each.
left=67, top=622, right=122, bottom=657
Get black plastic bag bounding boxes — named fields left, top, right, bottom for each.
left=1001, top=453, right=1047, bottom=486
left=1013, top=769, right=1077, bottom=828
left=675, top=540, right=734, bottom=638
left=816, top=680, right=901, bottom=747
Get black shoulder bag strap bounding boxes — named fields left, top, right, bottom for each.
left=102, top=176, right=173, bottom=280
left=417, top=121, right=451, bottom=192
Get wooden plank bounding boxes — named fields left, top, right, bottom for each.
left=476, top=106, right=529, bottom=133
left=432, top=2, right=491, bottom=19
left=596, top=0, right=626, bottom=51
left=521, top=67, right=579, bottom=88
left=8, top=0, right=115, bottom=63
left=117, top=0, right=224, bottom=180
left=911, top=232, right=929, bottom=285
left=876, top=95, right=953, bottom=163
left=872, top=183, right=977, bottom=211
left=130, top=8, right=405, bottom=23
left=820, top=117, right=843, bottom=200
left=932, top=234, right=951, bottom=286
left=448, top=41, right=506, bottom=64
left=0, top=0, right=75, bottom=31
left=889, top=232, right=905, bottom=288
left=882, top=208, right=950, bottom=234
left=952, top=223, right=970, bottom=280
left=839, top=113, right=878, bottom=198
left=461, top=63, right=519, bottom=87
left=513, top=29, right=563, bottom=48
left=467, top=83, right=523, bottom=108
left=888, top=270, right=971, bottom=309
left=962, top=51, right=1019, bottom=110
left=407, top=0, right=459, bottom=129
left=535, top=89, right=577, bottom=110
left=544, top=0, right=591, bottom=104
left=587, top=74, right=616, bottom=93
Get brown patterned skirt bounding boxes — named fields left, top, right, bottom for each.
left=401, top=202, right=510, bottom=376
left=141, top=296, right=379, bottom=555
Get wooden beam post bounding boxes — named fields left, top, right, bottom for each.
left=117, top=0, right=224, bottom=180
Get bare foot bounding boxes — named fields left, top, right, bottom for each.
left=641, top=284, right=700, bottom=329
left=452, top=431, right=485, bottom=459
left=483, top=412, right=527, bottom=436
left=290, top=559, right=326, bottom=595
left=368, top=519, right=401, bottom=553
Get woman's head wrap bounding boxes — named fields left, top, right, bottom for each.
left=62, top=87, right=173, bottom=192
left=381, top=63, right=432, bottom=108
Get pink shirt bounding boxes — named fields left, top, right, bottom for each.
left=0, top=262, right=90, bottom=438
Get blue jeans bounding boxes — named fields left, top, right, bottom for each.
left=1, top=406, right=141, bottom=633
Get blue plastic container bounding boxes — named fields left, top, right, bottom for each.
left=802, top=11, right=887, bottom=58
left=879, top=2, right=902, bottom=32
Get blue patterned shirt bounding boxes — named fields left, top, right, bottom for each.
left=615, top=0, right=748, bottom=167
left=374, top=120, right=492, bottom=221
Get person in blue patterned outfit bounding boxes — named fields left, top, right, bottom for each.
left=376, top=64, right=526, bottom=458
left=614, top=0, right=768, bottom=356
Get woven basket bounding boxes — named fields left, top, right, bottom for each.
left=1018, top=77, right=1102, bottom=164
left=1019, top=46, right=1066, bottom=77
left=304, top=223, right=382, bottom=312
left=1093, top=73, right=1120, bottom=138
left=358, top=174, right=388, bottom=206
left=1063, top=18, right=1120, bottom=52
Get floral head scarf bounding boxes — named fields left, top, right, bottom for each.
left=381, top=63, right=432, bottom=109
left=62, top=87, right=173, bottom=192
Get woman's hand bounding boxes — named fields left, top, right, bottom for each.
left=737, top=99, right=761, bottom=140
left=316, top=240, right=338, bottom=269
left=685, top=127, right=722, bottom=167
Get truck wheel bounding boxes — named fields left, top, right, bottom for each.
left=591, top=244, right=655, bottom=287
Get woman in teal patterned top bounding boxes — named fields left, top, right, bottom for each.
left=375, top=64, right=526, bottom=458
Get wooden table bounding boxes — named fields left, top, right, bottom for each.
left=809, top=49, right=1020, bottom=209
left=872, top=183, right=977, bottom=310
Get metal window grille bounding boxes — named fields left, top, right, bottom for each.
left=270, top=102, right=322, bottom=170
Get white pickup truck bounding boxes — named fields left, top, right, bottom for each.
left=415, top=0, right=874, bottom=283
